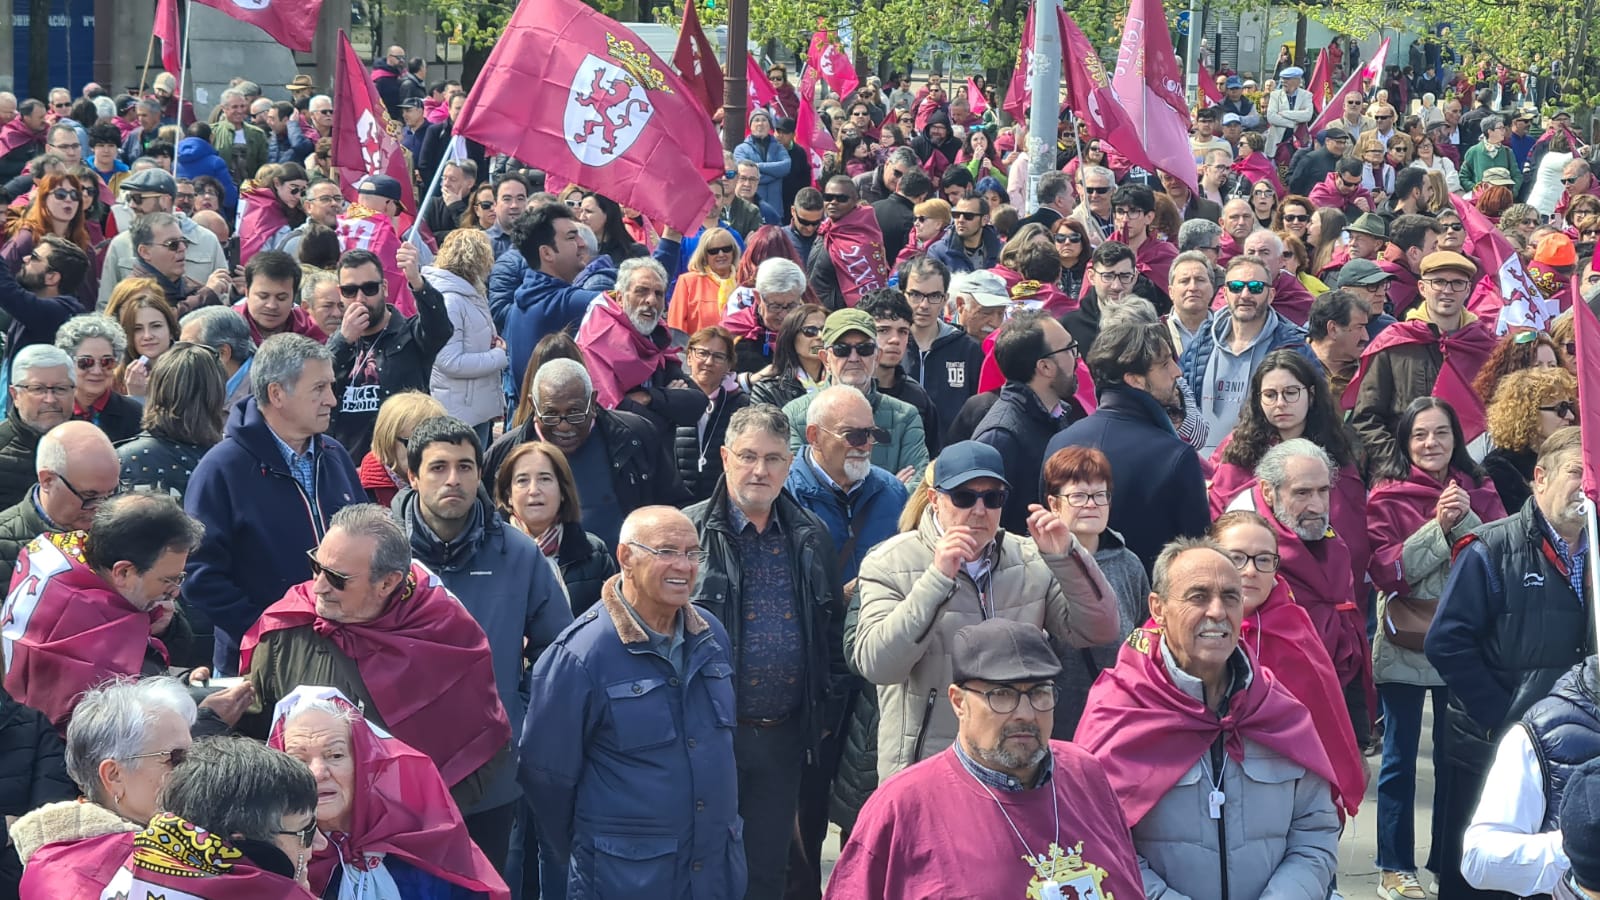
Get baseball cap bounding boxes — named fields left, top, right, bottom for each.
left=1225, top=75, right=1243, bottom=89
left=820, top=308, right=876, bottom=346
left=1419, top=250, right=1478, bottom=277
left=1481, top=167, right=1516, bottom=187
left=932, top=440, right=1010, bottom=490
left=356, top=174, right=406, bottom=211
left=121, top=168, right=177, bottom=198
left=1221, top=112, right=1242, bottom=126
left=399, top=97, right=424, bottom=110
left=1319, top=127, right=1352, bottom=143
left=951, top=618, right=1063, bottom=685
left=952, top=270, right=1011, bottom=307
left=1336, top=258, right=1394, bottom=288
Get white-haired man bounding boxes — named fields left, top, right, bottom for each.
left=576, top=257, right=705, bottom=437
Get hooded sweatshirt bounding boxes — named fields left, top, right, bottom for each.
left=1192, top=308, right=1309, bottom=455
left=174, top=137, right=238, bottom=211
left=904, top=320, right=986, bottom=428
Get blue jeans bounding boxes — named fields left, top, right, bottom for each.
left=506, top=796, right=567, bottom=900
left=1376, top=681, right=1448, bottom=873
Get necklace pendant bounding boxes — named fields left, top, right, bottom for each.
left=1208, top=788, right=1226, bottom=819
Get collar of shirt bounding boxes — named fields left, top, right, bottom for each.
left=1160, top=637, right=1253, bottom=712
left=930, top=513, right=998, bottom=579
left=28, top=484, right=63, bottom=533
left=73, top=390, right=111, bottom=418
left=1537, top=506, right=1588, bottom=565
left=804, top=448, right=860, bottom=497
left=619, top=586, right=686, bottom=657
left=267, top=424, right=315, bottom=468
left=727, top=497, right=782, bottom=536
left=954, top=736, right=1053, bottom=792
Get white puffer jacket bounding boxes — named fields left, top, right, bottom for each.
left=423, top=265, right=508, bottom=428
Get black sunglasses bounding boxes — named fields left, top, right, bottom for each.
left=49, top=188, right=80, bottom=203
left=829, top=341, right=877, bottom=358
left=338, top=280, right=382, bottom=298
left=705, top=245, right=735, bottom=255
left=938, top=487, right=1010, bottom=509
left=799, top=324, right=823, bottom=338
left=1541, top=400, right=1578, bottom=419
left=825, top=425, right=891, bottom=448
left=276, top=822, right=319, bottom=849
left=306, top=548, right=356, bottom=590
left=822, top=193, right=851, bottom=203
left=793, top=215, right=824, bottom=229
left=477, top=201, right=494, bottom=210
left=1082, top=186, right=1110, bottom=195
left=952, top=210, right=983, bottom=221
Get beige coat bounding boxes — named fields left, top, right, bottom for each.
left=853, top=508, right=1118, bottom=780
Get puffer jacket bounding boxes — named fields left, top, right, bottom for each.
left=852, top=507, right=1118, bottom=780
left=829, top=587, right=877, bottom=832
left=0, top=490, right=49, bottom=573
left=746, top=372, right=807, bottom=410
left=555, top=521, right=616, bottom=616
left=424, top=266, right=507, bottom=428
left=672, top=385, right=749, bottom=504
left=0, top=405, right=44, bottom=512
left=783, top=384, right=929, bottom=477
left=0, top=686, right=75, bottom=892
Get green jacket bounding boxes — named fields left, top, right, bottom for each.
left=209, top=120, right=269, bottom=184
left=783, top=383, right=930, bottom=476
left=1459, top=140, right=1522, bottom=195
left=0, top=490, right=50, bottom=573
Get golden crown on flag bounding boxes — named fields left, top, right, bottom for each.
left=605, top=33, right=672, bottom=94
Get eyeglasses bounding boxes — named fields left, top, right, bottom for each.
left=731, top=450, right=792, bottom=468
left=1441, top=222, right=1464, bottom=232
left=1541, top=400, right=1578, bottom=419
left=309, top=194, right=347, bottom=207
left=125, top=747, right=187, bottom=768
left=1057, top=490, right=1109, bottom=507
left=952, top=210, right=983, bottom=221
left=1054, top=232, right=1083, bottom=245
left=937, top=486, right=1010, bottom=509
left=281, top=184, right=306, bottom=197
left=830, top=341, right=877, bottom=358
left=276, top=822, right=319, bottom=849
left=338, top=280, right=383, bottom=298
left=48, top=188, right=80, bottom=203
left=57, top=473, right=125, bottom=507
left=824, top=425, right=891, bottom=447
left=906, top=289, right=946, bottom=304
left=1424, top=277, right=1472, bottom=292
left=1112, top=207, right=1143, bottom=217
left=1259, top=385, right=1304, bottom=404
left=822, top=193, right=851, bottom=203
left=1082, top=186, right=1110, bottom=195
left=76, top=354, right=117, bottom=371
left=793, top=214, right=823, bottom=229
left=1226, top=280, right=1268, bottom=295
left=150, top=238, right=193, bottom=252
left=51, top=101, right=71, bottom=110
left=306, top=548, right=358, bottom=591
left=1375, top=114, right=1395, bottom=121
left=958, top=683, right=1058, bottom=713
left=626, top=540, right=709, bottom=565
left=705, top=245, right=735, bottom=256
left=1227, top=551, right=1281, bottom=573
left=529, top=397, right=597, bottom=429
left=1561, top=176, right=1582, bottom=186
left=688, top=346, right=730, bottom=364
left=1042, top=343, right=1080, bottom=361
left=1097, top=270, right=1137, bottom=285
left=12, top=382, right=71, bottom=399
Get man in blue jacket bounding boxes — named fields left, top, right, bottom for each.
left=398, top=414, right=572, bottom=874
left=733, top=109, right=791, bottom=218
left=182, top=333, right=363, bottom=674
left=522, top=505, right=746, bottom=900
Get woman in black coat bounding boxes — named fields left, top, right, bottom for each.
left=116, top=344, right=229, bottom=501
left=675, top=326, right=751, bottom=503
left=0, top=685, right=76, bottom=897
left=746, top=302, right=826, bottom=409
left=57, top=314, right=143, bottom=444
left=493, top=440, right=617, bottom=616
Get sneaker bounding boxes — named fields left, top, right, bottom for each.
left=1379, top=871, right=1427, bottom=900
left=1428, top=877, right=1439, bottom=895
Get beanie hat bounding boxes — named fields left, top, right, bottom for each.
left=1535, top=233, right=1578, bottom=268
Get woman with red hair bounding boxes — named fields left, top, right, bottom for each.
left=1, top=170, right=97, bottom=304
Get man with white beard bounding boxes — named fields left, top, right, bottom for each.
left=575, top=256, right=705, bottom=438
left=1226, top=438, right=1370, bottom=749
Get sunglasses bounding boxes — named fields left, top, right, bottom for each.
left=1226, top=280, right=1268, bottom=295
left=306, top=548, right=357, bottom=590
left=823, top=193, right=851, bottom=203
left=793, top=214, right=824, bottom=229
left=799, top=324, right=823, bottom=338
left=938, top=486, right=1010, bottom=510
left=1082, top=186, right=1110, bottom=195
left=952, top=210, right=983, bottom=221
left=1282, top=213, right=1310, bottom=223
left=1054, top=232, right=1083, bottom=245
left=75, top=354, right=117, bottom=371
left=477, top=201, right=494, bottom=210
left=825, top=425, right=892, bottom=448
left=125, top=746, right=187, bottom=768
left=1562, top=177, right=1582, bottom=186
left=152, top=238, right=193, bottom=252
left=1441, top=222, right=1464, bottom=232
left=277, top=822, right=319, bottom=849
left=338, top=280, right=383, bottom=298
left=1339, top=178, right=1363, bottom=190
left=830, top=341, right=877, bottom=358
left=1541, top=400, right=1578, bottom=419
left=48, top=188, right=80, bottom=203
left=706, top=245, right=735, bottom=255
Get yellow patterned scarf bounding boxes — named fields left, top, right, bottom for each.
left=131, top=813, right=243, bottom=878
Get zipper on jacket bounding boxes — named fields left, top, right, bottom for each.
left=912, top=688, right=937, bottom=761
left=1211, top=733, right=1230, bottom=900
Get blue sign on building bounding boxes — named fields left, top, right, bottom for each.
left=13, top=0, right=97, bottom=93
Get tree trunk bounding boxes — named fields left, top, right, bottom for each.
left=1294, top=10, right=1308, bottom=69
left=30, top=0, right=50, bottom=101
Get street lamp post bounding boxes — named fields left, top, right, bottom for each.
left=722, top=0, right=749, bottom=152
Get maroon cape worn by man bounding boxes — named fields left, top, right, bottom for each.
left=576, top=296, right=683, bottom=409
left=240, top=562, right=511, bottom=789
left=269, top=686, right=510, bottom=899
left=1340, top=313, right=1498, bottom=441
left=22, top=813, right=313, bottom=899
left=1075, top=626, right=1349, bottom=825
left=0, top=116, right=44, bottom=158
left=820, top=205, right=889, bottom=307
left=0, top=532, right=167, bottom=729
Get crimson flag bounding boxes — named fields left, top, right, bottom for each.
left=1308, top=48, right=1332, bottom=113
left=1001, top=3, right=1034, bottom=123
left=795, top=90, right=836, bottom=187
left=450, top=0, right=721, bottom=235
left=747, top=55, right=778, bottom=112
left=1309, top=38, right=1390, bottom=136
left=193, top=0, right=321, bottom=52
left=1111, top=0, right=1197, bottom=191
left=966, top=77, right=989, bottom=116
left=1198, top=62, right=1222, bottom=107
left=155, top=0, right=181, bottom=77
left=331, top=31, right=418, bottom=213
left=1061, top=10, right=1163, bottom=184
left=673, top=1, right=724, bottom=118
left=802, top=28, right=859, bottom=100
left=1574, top=294, right=1600, bottom=501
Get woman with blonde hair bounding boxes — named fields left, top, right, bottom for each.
left=667, top=225, right=741, bottom=334
left=424, top=228, right=507, bottom=444
left=1279, top=232, right=1329, bottom=295
left=1482, top=367, right=1578, bottom=512
left=359, top=391, right=447, bottom=506
left=896, top=198, right=951, bottom=266
left=104, top=277, right=179, bottom=398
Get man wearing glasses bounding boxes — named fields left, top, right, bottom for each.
left=1069, top=165, right=1117, bottom=246
left=4, top=234, right=90, bottom=349
left=853, top=440, right=1117, bottom=781
left=1555, top=159, right=1600, bottom=229
left=523, top=505, right=746, bottom=900
left=804, top=176, right=890, bottom=310
left=0, top=420, right=117, bottom=573
left=1351, top=251, right=1499, bottom=469
left=0, top=345, right=74, bottom=509
left=98, top=170, right=229, bottom=310
left=125, top=211, right=233, bottom=314
left=2, top=493, right=205, bottom=728
left=782, top=187, right=825, bottom=261
left=683, top=404, right=846, bottom=900
left=929, top=195, right=1001, bottom=276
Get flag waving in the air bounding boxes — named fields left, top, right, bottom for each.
left=193, top=0, right=322, bottom=52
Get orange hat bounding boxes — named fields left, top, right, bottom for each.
left=1535, top=233, right=1578, bottom=267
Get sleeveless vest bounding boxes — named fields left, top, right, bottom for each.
left=1522, top=658, right=1600, bottom=831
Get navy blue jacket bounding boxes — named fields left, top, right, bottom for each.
left=182, top=397, right=364, bottom=673
left=1177, top=308, right=1319, bottom=401
left=522, top=578, right=746, bottom=900
left=973, top=382, right=1078, bottom=534
left=926, top=223, right=1002, bottom=275
left=1044, top=384, right=1209, bottom=572
left=784, top=451, right=907, bottom=586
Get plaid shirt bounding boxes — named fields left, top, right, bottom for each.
left=269, top=428, right=317, bottom=502
left=954, top=733, right=1054, bottom=793
left=1538, top=510, right=1588, bottom=602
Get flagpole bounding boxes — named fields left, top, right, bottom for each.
left=407, top=149, right=449, bottom=244
left=1024, top=0, right=1062, bottom=216
left=1585, top=499, right=1600, bottom=649
left=177, top=0, right=193, bottom=129
left=138, top=33, right=157, bottom=96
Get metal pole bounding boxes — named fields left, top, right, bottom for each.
left=408, top=145, right=448, bottom=244
left=1024, top=0, right=1061, bottom=216
left=1585, top=499, right=1600, bottom=651
left=177, top=0, right=193, bottom=129
left=722, top=0, right=749, bottom=153
left=1185, top=0, right=1199, bottom=108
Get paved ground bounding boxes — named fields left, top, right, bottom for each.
left=818, top=694, right=1442, bottom=899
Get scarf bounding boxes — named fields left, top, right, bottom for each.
left=1339, top=309, right=1497, bottom=441
left=536, top=524, right=562, bottom=557
left=819, top=205, right=889, bottom=307
left=575, top=297, right=683, bottom=409
left=1074, top=626, right=1344, bottom=825
left=135, top=256, right=192, bottom=304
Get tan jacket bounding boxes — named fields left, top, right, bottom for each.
left=853, top=508, right=1118, bottom=780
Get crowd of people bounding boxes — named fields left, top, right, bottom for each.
left=0, top=29, right=1596, bottom=900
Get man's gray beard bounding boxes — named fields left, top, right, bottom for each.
left=627, top=309, right=657, bottom=335
left=841, top=455, right=871, bottom=484
left=974, top=724, right=1047, bottom=770
left=1271, top=494, right=1326, bottom=542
